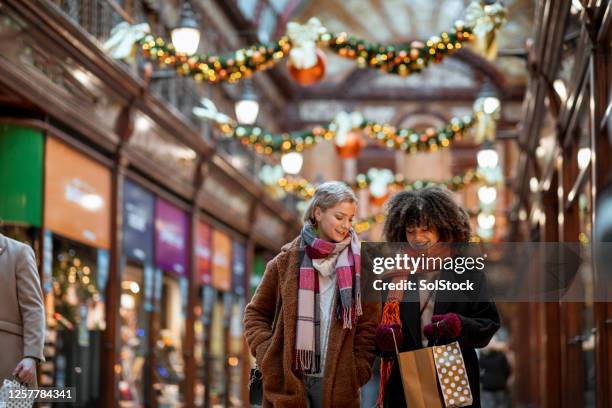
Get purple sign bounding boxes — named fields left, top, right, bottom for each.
left=155, top=198, right=188, bottom=276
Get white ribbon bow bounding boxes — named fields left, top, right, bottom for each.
left=286, top=17, right=328, bottom=69
left=259, top=165, right=285, bottom=186
left=103, top=22, right=151, bottom=60
left=192, top=98, right=233, bottom=125
left=331, top=111, right=364, bottom=147
left=464, top=1, right=508, bottom=36
left=367, top=168, right=394, bottom=197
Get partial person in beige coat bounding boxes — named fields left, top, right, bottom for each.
left=0, top=233, right=46, bottom=387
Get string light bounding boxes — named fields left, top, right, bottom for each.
left=326, top=24, right=473, bottom=76
left=278, top=168, right=484, bottom=200
left=132, top=18, right=475, bottom=83
left=218, top=116, right=474, bottom=155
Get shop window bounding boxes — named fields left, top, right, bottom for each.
left=154, top=272, right=188, bottom=406
left=40, top=234, right=107, bottom=406
left=118, top=262, right=150, bottom=407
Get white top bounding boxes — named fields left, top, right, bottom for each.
left=317, top=272, right=337, bottom=376
left=309, top=252, right=340, bottom=377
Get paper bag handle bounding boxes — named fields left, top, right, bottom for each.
left=388, top=327, right=400, bottom=356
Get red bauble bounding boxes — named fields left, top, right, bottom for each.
left=287, top=49, right=326, bottom=86
left=335, top=130, right=364, bottom=159
left=369, top=192, right=389, bottom=207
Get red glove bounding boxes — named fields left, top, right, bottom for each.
left=423, top=313, right=462, bottom=341
left=376, top=323, right=403, bottom=354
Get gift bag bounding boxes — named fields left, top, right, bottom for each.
left=432, top=343, right=473, bottom=407
left=391, top=330, right=472, bottom=408
left=0, top=378, right=35, bottom=408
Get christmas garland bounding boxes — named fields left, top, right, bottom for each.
left=209, top=109, right=475, bottom=155
left=354, top=207, right=481, bottom=234
left=361, top=116, right=474, bottom=153
left=277, top=168, right=484, bottom=200
left=326, top=23, right=473, bottom=76
left=103, top=2, right=506, bottom=84
left=138, top=36, right=290, bottom=83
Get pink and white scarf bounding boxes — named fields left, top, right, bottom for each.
left=295, top=222, right=362, bottom=374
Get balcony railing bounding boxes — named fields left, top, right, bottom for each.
left=47, top=0, right=297, bottom=213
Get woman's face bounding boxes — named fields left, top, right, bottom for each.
left=314, top=201, right=356, bottom=242
left=406, top=224, right=440, bottom=250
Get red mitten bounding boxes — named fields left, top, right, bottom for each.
left=423, top=313, right=462, bottom=341
left=375, top=323, right=403, bottom=354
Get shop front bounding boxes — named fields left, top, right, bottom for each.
left=118, top=179, right=156, bottom=407
left=210, top=229, right=232, bottom=407
left=229, top=240, right=246, bottom=406
left=153, top=198, right=189, bottom=407
left=41, top=136, right=111, bottom=406
left=193, top=219, right=213, bottom=407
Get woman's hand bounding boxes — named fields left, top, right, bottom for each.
left=13, top=357, right=37, bottom=385
left=423, top=313, right=462, bottom=342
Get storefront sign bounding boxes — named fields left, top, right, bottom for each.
left=44, top=137, right=111, bottom=248
left=0, top=125, right=43, bottom=227
left=211, top=229, right=232, bottom=291
left=155, top=198, right=188, bottom=276
left=123, top=179, right=155, bottom=264
left=196, top=221, right=213, bottom=286
left=231, top=241, right=246, bottom=296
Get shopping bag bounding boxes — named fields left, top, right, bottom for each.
left=432, top=343, right=473, bottom=407
left=390, top=330, right=472, bottom=408
left=0, top=378, right=34, bottom=408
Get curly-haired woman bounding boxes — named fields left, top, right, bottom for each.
left=376, top=187, right=500, bottom=408
left=244, top=181, right=380, bottom=408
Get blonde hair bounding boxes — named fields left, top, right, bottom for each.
left=303, top=181, right=357, bottom=225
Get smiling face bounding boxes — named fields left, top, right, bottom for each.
left=405, top=224, right=441, bottom=250
left=314, top=201, right=356, bottom=242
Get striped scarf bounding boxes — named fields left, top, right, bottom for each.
left=295, top=222, right=362, bottom=374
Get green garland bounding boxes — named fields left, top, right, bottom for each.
left=218, top=115, right=474, bottom=155
left=279, top=168, right=483, bottom=200
left=325, top=24, right=473, bottom=75
left=131, top=23, right=473, bottom=83
left=361, top=116, right=474, bottom=153
left=139, top=35, right=290, bottom=83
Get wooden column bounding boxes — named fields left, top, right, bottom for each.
left=540, top=172, right=562, bottom=408
left=559, top=138, right=585, bottom=408
left=185, top=160, right=207, bottom=407
left=101, top=105, right=132, bottom=407
left=590, top=14, right=612, bottom=406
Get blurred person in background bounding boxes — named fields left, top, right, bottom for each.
left=479, top=333, right=511, bottom=408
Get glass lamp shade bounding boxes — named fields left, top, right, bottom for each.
left=281, top=152, right=303, bottom=175
left=171, top=27, right=200, bottom=55
left=234, top=99, right=259, bottom=125
left=171, top=0, right=200, bottom=55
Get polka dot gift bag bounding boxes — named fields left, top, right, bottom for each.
left=390, top=330, right=472, bottom=408
left=432, top=342, right=473, bottom=407
left=0, top=378, right=35, bottom=408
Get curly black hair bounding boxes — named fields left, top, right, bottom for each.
left=383, top=186, right=471, bottom=243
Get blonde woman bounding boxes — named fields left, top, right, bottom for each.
left=244, top=181, right=380, bottom=408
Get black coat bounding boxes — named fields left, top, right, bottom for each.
left=382, top=269, right=500, bottom=408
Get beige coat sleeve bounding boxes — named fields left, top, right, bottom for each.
left=16, top=245, right=46, bottom=362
